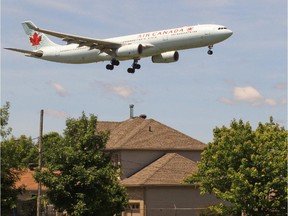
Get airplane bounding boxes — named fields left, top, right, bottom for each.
left=5, top=21, right=233, bottom=73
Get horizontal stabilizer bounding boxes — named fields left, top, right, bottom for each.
left=5, top=48, right=43, bottom=57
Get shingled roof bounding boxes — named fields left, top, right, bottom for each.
left=97, top=117, right=205, bottom=150
left=121, top=153, right=198, bottom=186
left=15, top=169, right=44, bottom=191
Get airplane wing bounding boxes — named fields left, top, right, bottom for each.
left=4, top=48, right=43, bottom=57
left=25, top=22, right=122, bottom=51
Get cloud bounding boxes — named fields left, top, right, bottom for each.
left=46, top=109, right=69, bottom=119
left=92, top=81, right=134, bottom=98
left=218, top=97, right=234, bottom=105
left=220, top=85, right=286, bottom=107
left=264, top=98, right=278, bottom=106
left=91, top=80, right=147, bottom=104
left=280, top=98, right=287, bottom=105
left=234, top=86, right=263, bottom=103
left=49, top=82, right=69, bottom=97
left=274, top=83, right=287, bottom=90
left=109, top=86, right=132, bottom=97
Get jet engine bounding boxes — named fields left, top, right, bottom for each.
left=116, top=44, right=143, bottom=57
left=151, top=51, right=179, bottom=63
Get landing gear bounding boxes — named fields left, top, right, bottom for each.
left=106, top=59, right=120, bottom=70
left=127, top=59, right=141, bottom=74
left=105, top=59, right=141, bottom=74
left=106, top=64, right=114, bottom=70
left=207, top=45, right=213, bottom=55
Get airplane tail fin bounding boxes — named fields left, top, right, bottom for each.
left=22, top=21, right=58, bottom=50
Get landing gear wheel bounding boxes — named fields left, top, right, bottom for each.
left=133, top=64, right=141, bottom=70
left=106, top=59, right=119, bottom=70
left=106, top=64, right=114, bottom=70
left=127, top=68, right=135, bottom=74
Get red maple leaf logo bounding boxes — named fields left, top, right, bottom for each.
left=187, top=27, right=193, bottom=31
left=30, top=33, right=42, bottom=46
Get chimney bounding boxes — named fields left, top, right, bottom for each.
left=129, top=104, right=134, bottom=119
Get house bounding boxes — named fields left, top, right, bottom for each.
left=15, top=169, right=38, bottom=215
left=16, top=115, right=223, bottom=216
left=15, top=170, right=60, bottom=216
left=97, top=116, right=204, bottom=179
left=97, top=116, right=223, bottom=216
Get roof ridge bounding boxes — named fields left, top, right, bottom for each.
left=155, top=120, right=203, bottom=144
left=98, top=120, right=122, bottom=123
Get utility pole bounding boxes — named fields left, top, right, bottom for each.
left=37, top=110, right=44, bottom=216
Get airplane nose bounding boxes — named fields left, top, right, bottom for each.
left=226, top=29, right=233, bottom=37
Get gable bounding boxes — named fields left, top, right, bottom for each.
left=121, top=153, right=198, bottom=186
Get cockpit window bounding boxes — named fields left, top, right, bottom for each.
left=218, top=27, right=227, bottom=30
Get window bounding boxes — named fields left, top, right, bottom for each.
left=127, top=203, right=140, bottom=213
left=112, top=153, right=120, bottom=168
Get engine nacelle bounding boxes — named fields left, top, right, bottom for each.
left=116, top=44, right=143, bottom=57
left=152, top=51, right=179, bottom=63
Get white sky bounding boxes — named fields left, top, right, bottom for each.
left=1, top=0, right=287, bottom=143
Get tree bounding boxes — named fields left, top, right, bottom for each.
left=35, top=113, right=128, bottom=216
left=186, top=118, right=287, bottom=215
left=42, top=132, right=64, bottom=169
left=1, top=102, right=38, bottom=214
left=1, top=135, right=38, bottom=213
left=1, top=101, right=12, bottom=139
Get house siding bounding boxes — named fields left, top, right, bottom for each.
left=123, top=186, right=222, bottom=216
left=120, top=150, right=164, bottom=178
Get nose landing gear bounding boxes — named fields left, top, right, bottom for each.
left=207, top=45, right=213, bottom=55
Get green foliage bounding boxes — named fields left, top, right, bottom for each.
left=1, top=101, right=38, bottom=213
left=1, top=101, right=12, bottom=139
left=186, top=117, right=287, bottom=215
left=35, top=112, right=128, bottom=216
left=1, top=135, right=38, bottom=212
left=42, top=132, right=64, bottom=169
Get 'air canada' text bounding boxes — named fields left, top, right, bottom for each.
left=138, top=27, right=193, bottom=38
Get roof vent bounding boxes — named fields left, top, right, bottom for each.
left=139, top=114, right=147, bottom=119
left=129, top=104, right=134, bottom=119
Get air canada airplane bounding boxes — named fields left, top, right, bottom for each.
left=5, top=21, right=232, bottom=73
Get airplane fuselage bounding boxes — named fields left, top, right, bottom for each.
left=36, top=24, right=232, bottom=64
left=6, top=21, right=232, bottom=73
